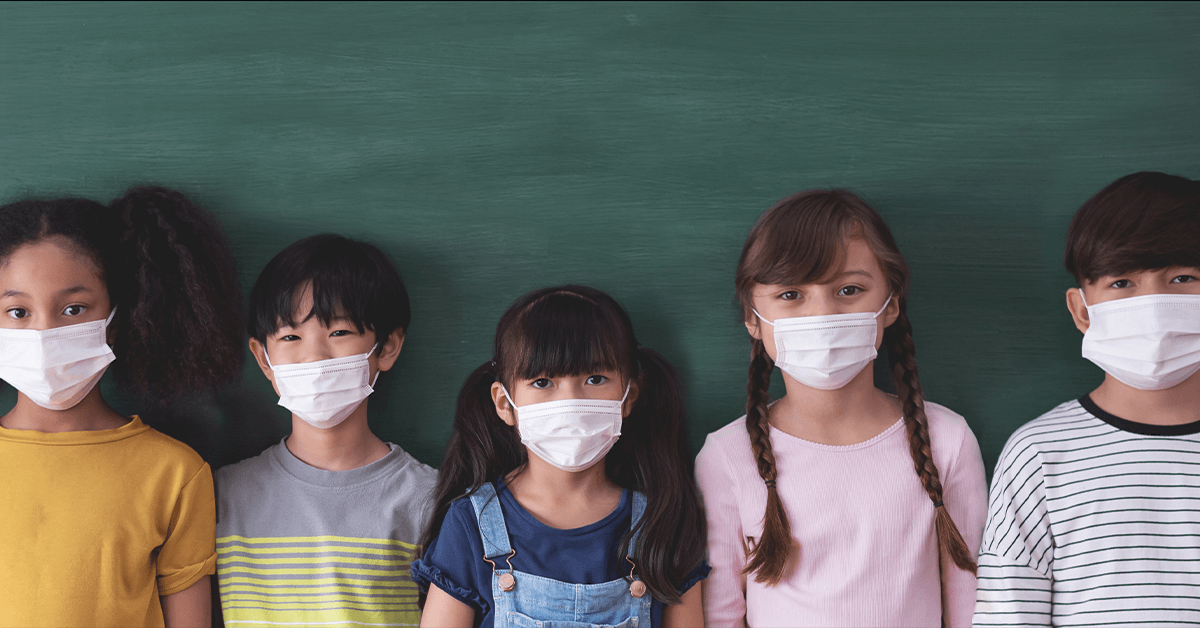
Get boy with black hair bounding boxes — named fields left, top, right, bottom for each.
left=974, top=172, right=1200, bottom=625
left=215, top=234, right=437, bottom=626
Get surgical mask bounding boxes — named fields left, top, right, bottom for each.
left=753, top=296, right=891, bottom=390
left=501, top=384, right=630, bottom=472
left=1081, top=292, right=1200, bottom=391
left=265, top=344, right=379, bottom=429
left=0, top=309, right=117, bottom=411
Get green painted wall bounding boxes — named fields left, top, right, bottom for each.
left=2, top=2, right=1198, bottom=474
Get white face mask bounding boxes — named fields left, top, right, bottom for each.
left=265, top=344, right=378, bottom=429
left=0, top=309, right=117, bottom=411
left=753, top=296, right=891, bottom=390
left=501, top=383, right=630, bottom=472
left=1081, top=292, right=1200, bottom=391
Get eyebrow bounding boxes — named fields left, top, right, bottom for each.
left=1, top=286, right=93, bottom=299
left=837, top=270, right=874, bottom=279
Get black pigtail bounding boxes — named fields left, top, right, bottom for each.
left=420, top=360, right=526, bottom=554
left=609, top=346, right=706, bottom=605
left=109, top=186, right=244, bottom=405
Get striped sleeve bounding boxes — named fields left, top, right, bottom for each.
left=973, top=426, right=1054, bottom=626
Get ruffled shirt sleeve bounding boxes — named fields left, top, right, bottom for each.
left=410, top=498, right=491, bottom=615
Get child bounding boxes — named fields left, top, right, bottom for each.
left=412, top=285, right=708, bottom=628
left=696, top=189, right=988, bottom=627
left=0, top=187, right=244, bottom=627
left=974, top=172, right=1200, bottom=625
left=215, top=234, right=438, bottom=626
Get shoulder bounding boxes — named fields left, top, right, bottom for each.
left=384, top=445, right=439, bottom=488
left=921, top=401, right=981, bottom=471
left=135, top=424, right=208, bottom=477
left=994, top=399, right=1092, bottom=476
left=1002, top=399, right=1092, bottom=456
left=215, top=443, right=279, bottom=488
left=696, top=416, right=752, bottom=472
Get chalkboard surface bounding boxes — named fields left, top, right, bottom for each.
left=2, top=2, right=1198, bottom=475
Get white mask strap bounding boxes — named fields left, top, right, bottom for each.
left=875, top=295, right=893, bottom=317
left=1079, top=290, right=1090, bottom=309
left=752, top=309, right=774, bottom=326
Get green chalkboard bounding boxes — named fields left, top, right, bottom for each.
left=2, top=1, right=1199, bottom=476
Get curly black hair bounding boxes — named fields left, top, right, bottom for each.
left=0, top=186, right=244, bottom=405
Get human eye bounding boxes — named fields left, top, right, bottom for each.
left=1171, top=274, right=1196, bottom=284
left=531, top=378, right=553, bottom=389
left=330, top=329, right=353, bottom=337
left=62, top=304, right=86, bottom=316
left=6, top=308, right=28, bottom=320
left=837, top=285, right=863, bottom=297
left=586, top=374, right=609, bottom=386
left=778, top=290, right=800, bottom=301
left=1108, top=278, right=1132, bottom=289
left=279, top=334, right=301, bottom=342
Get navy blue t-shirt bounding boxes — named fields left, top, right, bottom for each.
left=411, top=479, right=707, bottom=628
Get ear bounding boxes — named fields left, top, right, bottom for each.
left=248, top=338, right=274, bottom=385
left=375, top=329, right=405, bottom=372
left=882, top=294, right=900, bottom=328
left=744, top=310, right=764, bottom=341
left=490, top=381, right=517, bottom=427
left=622, top=378, right=640, bottom=418
left=1065, top=287, right=1091, bottom=334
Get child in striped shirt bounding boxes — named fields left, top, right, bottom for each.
left=215, top=234, right=437, bottom=627
left=974, top=172, right=1200, bottom=626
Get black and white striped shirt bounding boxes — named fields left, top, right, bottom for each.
left=973, top=397, right=1200, bottom=626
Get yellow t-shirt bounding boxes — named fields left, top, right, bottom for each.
left=0, top=417, right=217, bottom=628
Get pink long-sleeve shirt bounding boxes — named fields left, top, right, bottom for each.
left=695, top=401, right=987, bottom=628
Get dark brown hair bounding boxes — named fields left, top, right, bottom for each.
left=733, top=190, right=976, bottom=595
left=1065, top=171, right=1200, bottom=285
left=421, top=285, right=706, bottom=604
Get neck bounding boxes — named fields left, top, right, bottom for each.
left=0, top=386, right=128, bottom=432
left=505, top=453, right=623, bottom=529
left=770, top=362, right=901, bottom=446
left=1089, top=370, right=1200, bottom=426
left=285, top=402, right=390, bottom=471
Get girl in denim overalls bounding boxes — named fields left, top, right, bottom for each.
left=413, top=285, right=708, bottom=628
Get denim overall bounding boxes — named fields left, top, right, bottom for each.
left=469, top=483, right=654, bottom=628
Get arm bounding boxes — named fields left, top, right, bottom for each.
left=694, top=438, right=747, bottom=627
left=971, top=433, right=1054, bottom=627
left=940, top=425, right=989, bottom=628
left=161, top=576, right=211, bottom=628
left=662, top=581, right=704, bottom=628
left=421, top=583, right=477, bottom=628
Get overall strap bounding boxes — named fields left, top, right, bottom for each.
left=468, top=482, right=513, bottom=560
left=627, top=490, right=648, bottom=558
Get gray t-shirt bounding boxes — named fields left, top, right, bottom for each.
left=215, top=440, right=438, bottom=627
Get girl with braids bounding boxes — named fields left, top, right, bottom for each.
left=412, top=285, right=708, bottom=628
left=0, top=187, right=243, bottom=627
left=695, top=189, right=987, bottom=627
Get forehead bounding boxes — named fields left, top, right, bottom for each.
left=0, top=238, right=105, bottom=294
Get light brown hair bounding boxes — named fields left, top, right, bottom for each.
left=733, top=190, right=976, bottom=601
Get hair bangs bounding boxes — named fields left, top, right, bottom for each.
left=497, top=288, right=636, bottom=385
left=249, top=234, right=411, bottom=343
left=1066, top=172, right=1200, bottom=284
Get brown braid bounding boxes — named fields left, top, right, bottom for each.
left=742, top=337, right=795, bottom=585
left=885, top=304, right=977, bottom=590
